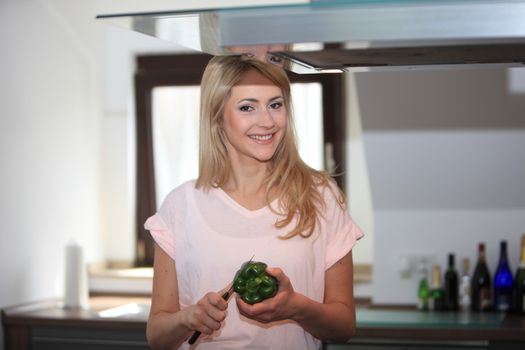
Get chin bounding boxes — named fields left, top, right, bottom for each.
left=253, top=152, right=276, bottom=163
left=255, top=156, right=274, bottom=163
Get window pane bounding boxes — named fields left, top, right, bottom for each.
left=152, top=86, right=200, bottom=207
left=291, top=82, right=324, bottom=170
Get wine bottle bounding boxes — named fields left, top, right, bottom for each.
left=444, top=253, right=459, bottom=311
left=471, top=243, right=492, bottom=312
left=512, top=234, right=525, bottom=313
left=417, top=260, right=429, bottom=311
left=494, top=240, right=514, bottom=312
left=429, top=265, right=445, bottom=311
left=459, top=257, right=471, bottom=312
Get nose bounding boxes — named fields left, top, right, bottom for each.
left=257, top=108, right=277, bottom=128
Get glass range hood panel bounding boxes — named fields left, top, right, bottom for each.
left=97, top=0, right=525, bottom=74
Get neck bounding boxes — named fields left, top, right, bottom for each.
left=225, top=170, right=268, bottom=196
left=222, top=163, right=275, bottom=211
left=224, top=157, right=270, bottom=197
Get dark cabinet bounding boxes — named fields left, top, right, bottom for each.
left=326, top=339, right=525, bottom=350
left=31, top=327, right=149, bottom=350
left=326, top=338, right=489, bottom=350
left=3, top=297, right=525, bottom=350
left=2, top=296, right=150, bottom=350
left=324, top=338, right=489, bottom=350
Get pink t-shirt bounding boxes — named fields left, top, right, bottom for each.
left=145, top=180, right=363, bottom=350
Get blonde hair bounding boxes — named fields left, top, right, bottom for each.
left=196, top=55, right=342, bottom=239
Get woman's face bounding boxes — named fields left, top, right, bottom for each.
left=221, top=69, right=287, bottom=165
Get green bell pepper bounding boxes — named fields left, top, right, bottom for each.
left=233, top=261, right=278, bottom=305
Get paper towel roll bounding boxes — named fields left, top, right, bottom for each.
left=64, top=242, right=89, bottom=309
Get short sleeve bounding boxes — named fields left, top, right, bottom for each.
left=323, top=185, right=364, bottom=269
left=144, top=213, right=176, bottom=261
left=143, top=183, right=191, bottom=261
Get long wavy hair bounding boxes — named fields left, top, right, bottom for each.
left=196, top=55, right=342, bottom=239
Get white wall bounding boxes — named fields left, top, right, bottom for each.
left=0, top=0, right=104, bottom=348
left=347, top=74, right=375, bottom=267
left=373, top=209, right=525, bottom=304
left=351, top=67, right=525, bottom=304
left=100, top=25, right=186, bottom=263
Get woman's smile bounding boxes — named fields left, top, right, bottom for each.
left=249, top=133, right=275, bottom=143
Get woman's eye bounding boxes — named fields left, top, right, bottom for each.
left=239, top=105, right=254, bottom=112
left=269, top=102, right=283, bottom=110
left=268, top=54, right=283, bottom=65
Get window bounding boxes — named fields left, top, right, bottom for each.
left=134, top=54, right=345, bottom=266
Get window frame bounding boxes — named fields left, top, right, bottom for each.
left=134, top=53, right=345, bottom=266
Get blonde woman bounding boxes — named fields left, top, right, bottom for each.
left=145, top=55, right=363, bottom=350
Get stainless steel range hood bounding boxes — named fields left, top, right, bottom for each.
left=97, top=0, right=525, bottom=74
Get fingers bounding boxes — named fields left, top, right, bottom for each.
left=206, top=291, right=229, bottom=311
left=265, top=267, right=282, bottom=277
left=265, top=267, right=289, bottom=287
left=189, top=310, right=222, bottom=335
left=186, top=305, right=219, bottom=335
left=201, top=292, right=228, bottom=320
left=189, top=292, right=228, bottom=335
left=235, top=295, right=273, bottom=323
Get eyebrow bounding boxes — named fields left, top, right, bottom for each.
left=238, top=96, right=283, bottom=104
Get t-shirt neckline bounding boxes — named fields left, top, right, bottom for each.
left=213, top=187, right=279, bottom=218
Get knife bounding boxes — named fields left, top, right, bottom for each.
left=188, top=255, right=254, bottom=345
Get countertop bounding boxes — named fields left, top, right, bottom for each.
left=3, top=296, right=525, bottom=342
left=1, top=296, right=151, bottom=331
left=356, top=308, right=525, bottom=342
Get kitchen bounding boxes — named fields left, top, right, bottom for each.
left=1, top=0, right=525, bottom=349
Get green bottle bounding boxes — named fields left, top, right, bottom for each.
left=417, top=261, right=430, bottom=310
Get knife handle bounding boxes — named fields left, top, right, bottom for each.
left=188, top=330, right=201, bottom=345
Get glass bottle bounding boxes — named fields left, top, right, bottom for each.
left=417, top=260, right=429, bottom=311
left=512, top=234, right=525, bottom=313
left=429, top=265, right=445, bottom=311
left=459, top=257, right=471, bottom=312
left=471, top=243, right=491, bottom=312
left=444, top=253, right=459, bottom=311
left=494, top=240, right=513, bottom=312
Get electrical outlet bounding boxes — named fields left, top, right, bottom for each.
left=398, top=253, right=435, bottom=278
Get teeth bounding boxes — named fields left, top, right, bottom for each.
left=250, top=134, right=273, bottom=141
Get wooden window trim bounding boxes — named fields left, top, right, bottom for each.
left=134, top=53, right=345, bottom=266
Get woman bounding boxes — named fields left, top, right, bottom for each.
left=145, top=55, right=363, bottom=349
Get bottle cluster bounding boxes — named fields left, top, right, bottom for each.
left=417, top=234, right=525, bottom=313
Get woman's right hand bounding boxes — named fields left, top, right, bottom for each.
left=183, top=290, right=229, bottom=337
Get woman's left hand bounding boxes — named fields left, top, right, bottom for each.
left=235, top=267, right=297, bottom=323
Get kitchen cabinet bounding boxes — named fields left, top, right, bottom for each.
left=327, top=339, right=488, bottom=350
left=3, top=297, right=525, bottom=350
left=324, top=309, right=525, bottom=350
left=2, top=296, right=150, bottom=350
left=327, top=340, right=522, bottom=350
left=31, top=328, right=148, bottom=350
